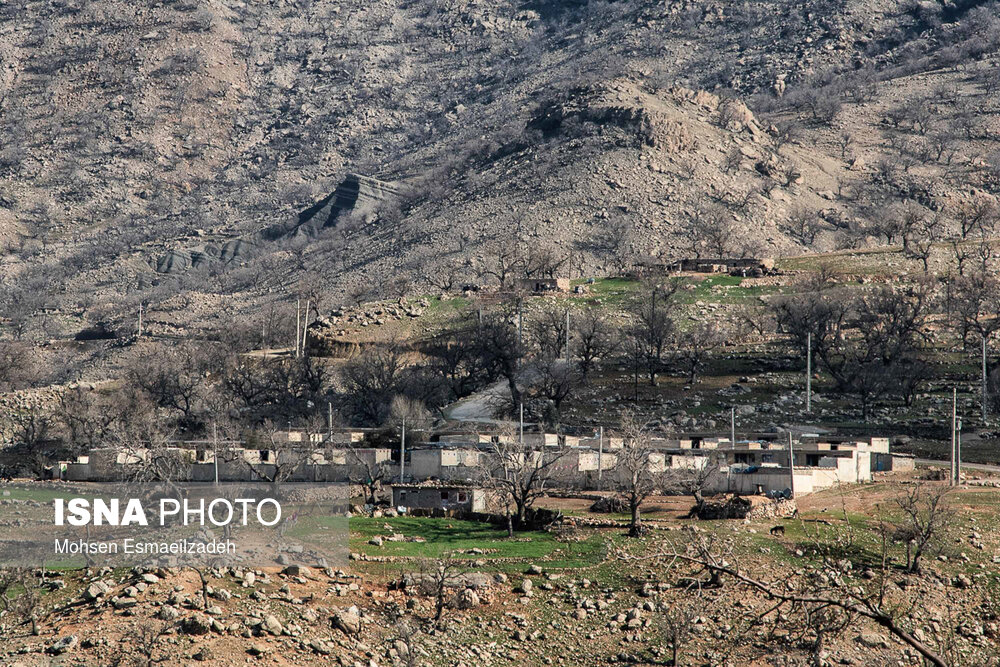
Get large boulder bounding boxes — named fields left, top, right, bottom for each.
left=262, top=614, right=284, bottom=635
left=47, top=636, right=78, bottom=655
left=83, top=580, right=111, bottom=601
left=332, top=608, right=361, bottom=636
left=457, top=588, right=480, bottom=610
left=180, top=614, right=212, bottom=636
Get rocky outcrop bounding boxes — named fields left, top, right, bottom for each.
left=267, top=173, right=404, bottom=240
left=304, top=298, right=430, bottom=357
left=152, top=239, right=256, bottom=275
left=528, top=82, right=698, bottom=153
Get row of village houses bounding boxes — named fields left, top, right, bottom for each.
left=51, top=429, right=913, bottom=507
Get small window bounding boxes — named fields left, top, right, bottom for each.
left=440, top=491, right=450, bottom=500
left=457, top=492, right=468, bottom=503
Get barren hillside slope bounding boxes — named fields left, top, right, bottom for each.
left=0, top=0, right=999, bottom=335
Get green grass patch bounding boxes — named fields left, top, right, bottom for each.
left=285, top=514, right=350, bottom=550
left=569, top=277, right=639, bottom=307
left=0, top=486, right=99, bottom=503
left=422, top=295, right=470, bottom=315
left=349, top=516, right=607, bottom=570
left=676, top=274, right=785, bottom=305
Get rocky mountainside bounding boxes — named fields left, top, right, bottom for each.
left=1, top=0, right=999, bottom=336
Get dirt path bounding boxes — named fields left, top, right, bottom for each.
left=442, top=379, right=509, bottom=423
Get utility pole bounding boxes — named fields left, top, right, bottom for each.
left=137, top=303, right=143, bottom=338
left=730, top=407, right=736, bottom=445
left=597, top=426, right=604, bottom=489
left=565, top=309, right=570, bottom=360
left=295, top=299, right=301, bottom=358
left=301, top=299, right=310, bottom=357
left=951, top=387, right=957, bottom=486
left=982, top=335, right=988, bottom=422
left=399, top=417, right=406, bottom=483
left=806, top=332, right=811, bottom=412
left=328, top=402, right=334, bottom=441
left=787, top=431, right=796, bottom=499
left=519, top=403, right=524, bottom=445
left=955, top=419, right=962, bottom=486
left=518, top=299, right=523, bottom=349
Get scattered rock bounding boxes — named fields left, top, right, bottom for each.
left=84, top=581, right=111, bottom=601
left=332, top=608, right=362, bottom=635
left=457, top=588, right=480, bottom=609
left=47, top=636, right=78, bottom=655
left=262, top=614, right=284, bottom=635
left=181, top=614, right=212, bottom=635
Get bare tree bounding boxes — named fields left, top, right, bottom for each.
left=4, top=400, right=53, bottom=455
left=528, top=305, right=569, bottom=359
left=0, top=568, right=42, bottom=636
left=836, top=131, right=854, bottom=160
left=722, top=147, right=743, bottom=174
left=951, top=238, right=974, bottom=277
left=416, top=557, right=464, bottom=628
left=671, top=321, right=726, bottom=384
left=239, top=422, right=312, bottom=485
left=522, top=243, right=567, bottom=279
left=57, top=387, right=125, bottom=454
left=661, top=596, right=701, bottom=667
left=426, top=260, right=462, bottom=292
left=786, top=205, right=822, bottom=245
left=474, top=308, right=525, bottom=411
left=613, top=414, right=662, bottom=537
left=594, top=216, right=634, bottom=276
left=954, top=196, right=999, bottom=240
left=904, top=215, right=940, bottom=273
left=340, top=345, right=409, bottom=425
left=888, top=484, right=952, bottom=574
left=126, top=344, right=217, bottom=430
left=531, top=354, right=583, bottom=425
left=628, top=280, right=678, bottom=386
left=0, top=342, right=42, bottom=391
left=478, top=430, right=567, bottom=532
left=425, top=328, right=501, bottom=402
left=772, top=119, right=802, bottom=153
left=666, top=461, right=721, bottom=518
left=685, top=202, right=739, bottom=259
left=348, top=441, right=393, bottom=510
left=772, top=282, right=932, bottom=419
left=946, top=271, right=1000, bottom=350
left=481, top=245, right=520, bottom=288
left=123, top=620, right=173, bottom=667
left=573, top=308, right=618, bottom=379
left=628, top=527, right=951, bottom=667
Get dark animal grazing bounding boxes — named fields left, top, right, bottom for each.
left=769, top=525, right=785, bottom=536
